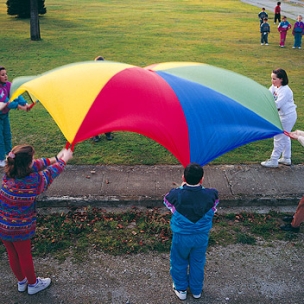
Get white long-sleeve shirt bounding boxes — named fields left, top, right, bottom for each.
left=293, top=130, right=304, bottom=147
left=269, top=84, right=297, bottom=116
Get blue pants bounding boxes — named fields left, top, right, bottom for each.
left=294, top=33, right=302, bottom=48
left=170, top=232, right=209, bottom=295
left=261, top=32, right=268, bottom=44
left=0, top=114, right=12, bottom=160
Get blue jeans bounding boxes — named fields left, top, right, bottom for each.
left=294, top=33, right=302, bottom=48
left=170, top=232, right=209, bottom=295
left=0, top=114, right=12, bottom=160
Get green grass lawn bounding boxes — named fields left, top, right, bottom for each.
left=0, top=0, right=303, bottom=165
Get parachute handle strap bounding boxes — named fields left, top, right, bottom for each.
left=65, top=142, right=75, bottom=151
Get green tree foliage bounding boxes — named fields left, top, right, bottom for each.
left=6, top=0, right=46, bottom=18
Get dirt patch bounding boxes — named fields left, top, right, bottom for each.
left=1, top=240, right=304, bottom=304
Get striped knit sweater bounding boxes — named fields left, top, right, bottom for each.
left=0, top=158, right=66, bottom=242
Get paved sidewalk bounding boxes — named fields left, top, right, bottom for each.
left=38, top=163, right=304, bottom=211
left=241, top=0, right=304, bottom=20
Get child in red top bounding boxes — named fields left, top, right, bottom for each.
left=274, top=2, right=281, bottom=24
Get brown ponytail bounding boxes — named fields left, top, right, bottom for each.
left=5, top=145, right=35, bottom=178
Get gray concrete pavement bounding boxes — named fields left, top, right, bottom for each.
left=241, top=0, right=304, bottom=20
left=38, top=163, right=304, bottom=212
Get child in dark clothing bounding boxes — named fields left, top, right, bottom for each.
left=164, top=163, right=219, bottom=300
left=260, top=18, right=270, bottom=45
left=91, top=55, right=113, bottom=142
left=258, top=8, right=268, bottom=25
left=274, top=2, right=281, bottom=24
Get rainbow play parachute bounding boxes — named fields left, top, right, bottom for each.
left=10, top=61, right=283, bottom=167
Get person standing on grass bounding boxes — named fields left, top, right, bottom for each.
left=261, top=68, right=297, bottom=168
left=278, top=16, right=292, bottom=47
left=164, top=163, right=219, bottom=301
left=0, top=145, right=73, bottom=295
left=280, top=130, right=304, bottom=232
left=258, top=7, right=268, bottom=25
left=274, top=2, right=281, bottom=24
left=260, top=17, right=270, bottom=45
left=91, top=55, right=113, bottom=142
left=0, top=66, right=29, bottom=167
left=292, top=15, right=304, bottom=49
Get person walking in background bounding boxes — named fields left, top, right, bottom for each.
left=278, top=16, right=292, bottom=47
left=258, top=7, right=268, bottom=25
left=292, top=15, right=304, bottom=49
left=0, top=66, right=29, bottom=167
left=164, top=163, right=219, bottom=300
left=260, top=17, right=270, bottom=45
left=274, top=2, right=281, bottom=24
left=91, top=55, right=113, bottom=142
left=280, top=130, right=304, bottom=232
left=261, top=68, right=297, bottom=168
left=0, top=145, right=73, bottom=294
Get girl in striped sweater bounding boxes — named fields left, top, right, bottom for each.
left=0, top=144, right=73, bottom=294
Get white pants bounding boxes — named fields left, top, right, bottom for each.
left=271, top=112, right=297, bottom=160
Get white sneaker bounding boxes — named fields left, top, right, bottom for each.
left=261, top=43, right=264, bottom=45
left=0, top=160, right=6, bottom=167
left=193, top=293, right=202, bottom=299
left=278, top=158, right=291, bottom=166
left=28, top=277, right=51, bottom=295
left=18, top=279, right=28, bottom=292
left=173, top=284, right=187, bottom=300
left=261, top=159, right=278, bottom=168
left=265, top=43, right=269, bottom=45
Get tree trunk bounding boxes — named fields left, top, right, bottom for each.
left=30, top=0, right=41, bottom=41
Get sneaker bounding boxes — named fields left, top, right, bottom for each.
left=28, top=277, right=51, bottom=295
left=91, top=136, right=100, bottom=142
left=282, top=215, right=293, bottom=222
left=193, top=293, right=202, bottom=299
left=280, top=224, right=300, bottom=233
left=292, top=46, right=296, bottom=49
left=105, top=133, right=113, bottom=140
left=299, top=47, right=301, bottom=49
left=18, top=278, right=28, bottom=292
left=278, top=158, right=291, bottom=166
left=261, top=159, right=278, bottom=168
left=261, top=43, right=264, bottom=45
left=0, top=160, right=6, bottom=167
left=265, top=43, right=269, bottom=45
left=173, top=285, right=187, bottom=300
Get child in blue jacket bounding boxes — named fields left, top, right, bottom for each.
left=260, top=17, right=270, bottom=45
left=0, top=66, right=29, bottom=167
left=164, top=163, right=219, bottom=300
left=292, top=15, right=304, bottom=49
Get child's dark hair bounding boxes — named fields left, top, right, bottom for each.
left=277, top=2, right=281, bottom=5
left=273, top=68, right=289, bottom=86
left=5, top=145, right=35, bottom=178
left=184, top=163, right=204, bottom=185
left=94, top=56, right=105, bottom=61
left=0, top=66, right=5, bottom=71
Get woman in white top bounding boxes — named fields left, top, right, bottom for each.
left=261, top=68, right=297, bottom=168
